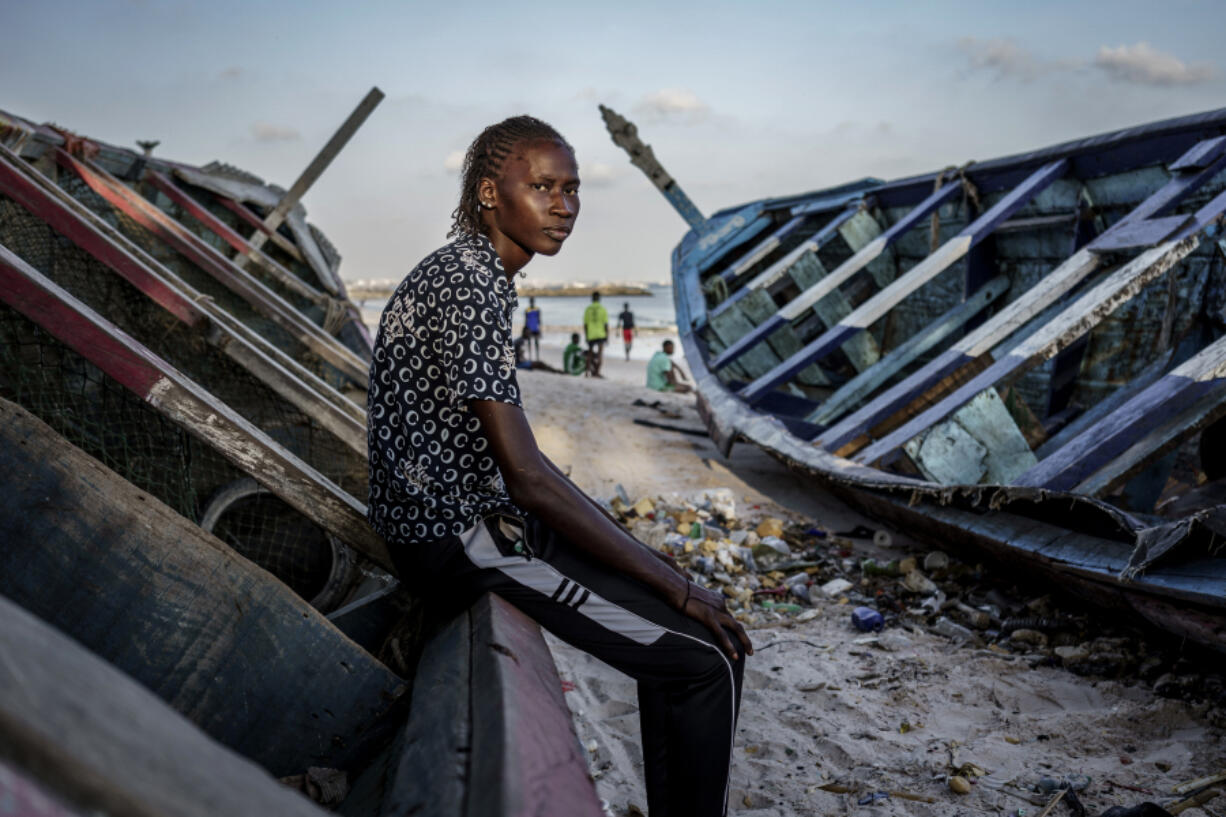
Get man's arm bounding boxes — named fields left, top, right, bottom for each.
left=470, top=399, right=752, bottom=660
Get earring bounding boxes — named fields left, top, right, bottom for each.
left=480, top=200, right=492, bottom=209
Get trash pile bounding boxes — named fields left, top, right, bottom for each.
left=608, top=487, right=1226, bottom=719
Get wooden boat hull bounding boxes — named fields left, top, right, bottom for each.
left=646, top=107, right=1226, bottom=653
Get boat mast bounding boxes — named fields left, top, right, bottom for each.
left=599, top=104, right=711, bottom=236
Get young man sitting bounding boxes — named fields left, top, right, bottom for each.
left=646, top=340, right=692, bottom=393
left=563, top=332, right=588, bottom=376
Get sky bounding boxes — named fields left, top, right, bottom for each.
left=3, top=0, right=1225, bottom=285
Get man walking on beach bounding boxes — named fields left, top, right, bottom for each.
left=524, top=296, right=542, bottom=361
left=616, top=302, right=636, bottom=361
left=583, top=291, right=608, bottom=378
left=647, top=340, right=692, bottom=393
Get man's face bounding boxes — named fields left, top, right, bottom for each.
left=484, top=139, right=580, bottom=261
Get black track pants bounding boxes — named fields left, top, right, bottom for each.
left=391, top=513, right=746, bottom=817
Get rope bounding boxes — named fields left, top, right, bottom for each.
left=705, top=275, right=729, bottom=305
left=322, top=295, right=350, bottom=336
left=957, top=160, right=982, bottom=217
left=929, top=161, right=981, bottom=254
left=929, top=166, right=954, bottom=254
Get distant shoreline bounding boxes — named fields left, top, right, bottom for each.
left=347, top=282, right=655, bottom=302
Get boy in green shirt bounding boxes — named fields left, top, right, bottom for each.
left=563, top=332, right=587, bottom=375
left=646, top=340, right=692, bottom=393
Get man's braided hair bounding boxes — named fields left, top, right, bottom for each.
left=449, top=115, right=574, bottom=238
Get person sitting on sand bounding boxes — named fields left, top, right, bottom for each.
left=647, top=339, right=692, bottom=394
left=562, top=331, right=587, bottom=376
left=514, top=326, right=561, bottom=372
left=583, top=291, right=608, bottom=378
left=616, top=301, right=636, bottom=361
left=366, top=115, right=749, bottom=817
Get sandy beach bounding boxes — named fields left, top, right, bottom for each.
left=516, top=351, right=1226, bottom=817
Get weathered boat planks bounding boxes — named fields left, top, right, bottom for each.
left=0, top=144, right=368, bottom=454
left=603, top=103, right=1226, bottom=652
left=55, top=149, right=370, bottom=387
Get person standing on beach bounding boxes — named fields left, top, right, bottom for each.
left=367, top=115, right=749, bottom=817
left=647, top=339, right=693, bottom=394
left=524, top=296, right=542, bottom=360
left=583, top=291, right=608, bottom=377
left=616, top=301, right=636, bottom=361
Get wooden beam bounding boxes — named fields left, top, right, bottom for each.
left=54, top=149, right=370, bottom=387
left=1087, top=139, right=1226, bottom=253
left=466, top=595, right=605, bottom=816
left=372, top=595, right=604, bottom=817
left=0, top=145, right=366, bottom=451
left=214, top=193, right=306, bottom=263
left=707, top=205, right=861, bottom=324
left=0, top=148, right=207, bottom=328
left=739, top=160, right=1069, bottom=404
left=808, top=274, right=1010, bottom=426
left=246, top=87, right=384, bottom=255
left=0, top=397, right=403, bottom=775
left=146, top=171, right=330, bottom=308
left=0, top=244, right=391, bottom=568
left=1015, top=334, right=1226, bottom=492
left=711, top=213, right=805, bottom=287
left=709, top=181, right=962, bottom=372
left=853, top=235, right=1200, bottom=467
left=0, top=594, right=334, bottom=817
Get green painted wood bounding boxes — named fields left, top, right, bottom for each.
left=837, top=209, right=895, bottom=288
left=902, top=388, right=1037, bottom=485
left=707, top=304, right=784, bottom=380
left=736, top=286, right=830, bottom=386
left=0, top=397, right=407, bottom=777
left=790, top=251, right=881, bottom=373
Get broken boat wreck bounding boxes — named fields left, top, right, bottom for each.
left=0, top=101, right=603, bottom=816
left=603, top=104, right=1226, bottom=656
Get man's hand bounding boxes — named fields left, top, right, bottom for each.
left=680, top=581, right=754, bottom=661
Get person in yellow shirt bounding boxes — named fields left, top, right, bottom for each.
left=582, top=291, right=609, bottom=378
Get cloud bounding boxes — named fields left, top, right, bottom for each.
left=219, top=66, right=242, bottom=80
left=956, top=37, right=1044, bottom=81
left=443, top=150, right=465, bottom=174
left=581, top=161, right=618, bottom=187
left=634, top=88, right=710, bottom=123
left=250, top=122, right=300, bottom=143
left=1094, top=42, right=1216, bottom=86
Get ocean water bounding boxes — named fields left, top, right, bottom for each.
left=360, top=285, right=681, bottom=363
left=512, top=287, right=677, bottom=333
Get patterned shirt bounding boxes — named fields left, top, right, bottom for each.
left=367, top=233, right=524, bottom=544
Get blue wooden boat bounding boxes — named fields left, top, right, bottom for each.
left=603, top=105, right=1226, bottom=654
left=0, top=106, right=601, bottom=816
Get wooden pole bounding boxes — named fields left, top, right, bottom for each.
left=247, top=87, right=384, bottom=255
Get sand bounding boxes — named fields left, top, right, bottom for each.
left=517, top=342, right=1226, bottom=817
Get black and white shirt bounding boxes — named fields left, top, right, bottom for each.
left=367, top=233, right=524, bottom=544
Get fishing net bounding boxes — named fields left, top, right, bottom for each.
left=0, top=193, right=367, bottom=607
left=51, top=170, right=356, bottom=392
